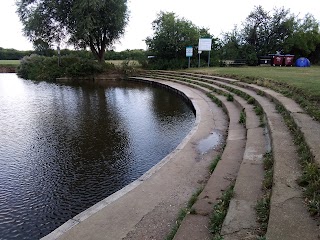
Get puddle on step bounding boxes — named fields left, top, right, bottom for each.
left=197, top=130, right=223, bottom=154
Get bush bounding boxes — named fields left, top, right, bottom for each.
left=146, top=58, right=188, bottom=70
left=17, top=55, right=106, bottom=81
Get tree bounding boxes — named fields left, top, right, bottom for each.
left=220, top=27, right=243, bottom=60
left=241, top=6, right=295, bottom=56
left=33, top=38, right=54, bottom=56
left=16, top=0, right=129, bottom=62
left=146, top=12, right=212, bottom=61
left=284, top=14, right=320, bottom=62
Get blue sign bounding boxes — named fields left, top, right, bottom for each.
left=186, top=46, right=193, bottom=57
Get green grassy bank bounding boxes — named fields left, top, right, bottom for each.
left=186, top=66, right=320, bottom=121
left=187, top=66, right=320, bottom=98
left=0, top=60, right=20, bottom=67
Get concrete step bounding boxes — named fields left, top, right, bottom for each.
left=148, top=73, right=269, bottom=239
left=221, top=127, right=267, bottom=240
left=235, top=81, right=320, bottom=167
left=43, top=77, right=229, bottom=240
left=174, top=92, right=247, bottom=240
left=147, top=71, right=320, bottom=240
left=148, top=73, right=271, bottom=239
left=149, top=70, right=320, bottom=167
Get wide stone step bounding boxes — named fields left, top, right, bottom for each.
left=235, top=81, right=320, bottom=167
left=174, top=91, right=247, bottom=240
left=146, top=73, right=271, bottom=239
left=145, top=71, right=320, bottom=239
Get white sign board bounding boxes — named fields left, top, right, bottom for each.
left=198, top=38, right=212, bottom=51
left=186, top=46, right=193, bottom=57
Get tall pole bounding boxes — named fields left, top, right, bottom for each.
left=208, top=51, right=211, bottom=67
left=57, top=46, right=61, bottom=66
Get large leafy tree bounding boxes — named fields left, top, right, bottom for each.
left=146, top=11, right=212, bottom=60
left=284, top=14, right=320, bottom=62
left=16, top=0, right=129, bottom=62
left=221, top=5, right=320, bottom=64
left=242, top=6, right=295, bottom=56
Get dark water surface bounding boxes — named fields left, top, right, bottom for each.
left=0, top=74, right=195, bottom=239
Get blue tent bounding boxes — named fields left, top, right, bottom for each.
left=296, top=57, right=311, bottom=67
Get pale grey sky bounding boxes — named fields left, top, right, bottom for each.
left=1, top=0, right=319, bottom=51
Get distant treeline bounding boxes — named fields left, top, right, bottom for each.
left=0, top=47, right=146, bottom=61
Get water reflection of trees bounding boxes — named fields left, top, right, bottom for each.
left=0, top=77, right=195, bottom=239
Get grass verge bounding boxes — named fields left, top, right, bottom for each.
left=209, top=184, right=234, bottom=239
left=166, top=153, right=224, bottom=240
left=239, top=109, right=246, bottom=126
left=276, top=104, right=320, bottom=217
left=165, top=186, right=204, bottom=240
left=226, top=93, right=234, bottom=102
left=256, top=152, right=273, bottom=237
left=0, top=60, right=20, bottom=67
left=187, top=67, right=320, bottom=122
left=209, top=155, right=222, bottom=174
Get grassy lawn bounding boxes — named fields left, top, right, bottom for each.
left=106, top=60, right=140, bottom=67
left=186, top=65, right=320, bottom=121
left=0, top=60, right=20, bottom=66
left=187, top=66, right=320, bottom=99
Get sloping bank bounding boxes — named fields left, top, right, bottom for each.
left=0, top=66, right=16, bottom=73
left=42, top=77, right=228, bottom=240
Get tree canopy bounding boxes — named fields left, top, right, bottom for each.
left=145, top=12, right=214, bottom=68
left=221, top=6, right=320, bottom=64
left=16, top=0, right=129, bottom=62
left=146, top=12, right=212, bottom=59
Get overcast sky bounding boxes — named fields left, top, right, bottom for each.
left=1, top=0, right=320, bottom=51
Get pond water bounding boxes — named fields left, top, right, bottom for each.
left=0, top=74, right=195, bottom=239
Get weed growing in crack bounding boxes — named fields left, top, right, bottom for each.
left=207, top=93, right=222, bottom=108
left=276, top=104, right=320, bottom=217
left=254, top=106, right=263, bottom=116
left=188, top=187, right=204, bottom=209
left=227, top=93, right=234, bottom=101
left=189, top=208, right=197, bottom=215
left=209, top=155, right=221, bottom=174
left=239, top=109, right=246, bottom=126
left=256, top=152, right=273, bottom=238
left=209, top=184, right=234, bottom=239
left=165, top=186, right=204, bottom=240
left=256, top=197, right=270, bottom=233
left=263, top=152, right=274, bottom=190
left=247, top=97, right=255, bottom=104
left=165, top=208, right=188, bottom=240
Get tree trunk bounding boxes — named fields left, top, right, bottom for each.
left=98, top=47, right=106, bottom=63
left=89, top=35, right=106, bottom=63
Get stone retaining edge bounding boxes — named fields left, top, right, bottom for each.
left=41, top=77, right=202, bottom=240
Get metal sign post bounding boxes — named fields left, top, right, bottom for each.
left=57, top=46, right=61, bottom=66
left=186, top=46, right=193, bottom=68
left=198, top=50, right=202, bottom=68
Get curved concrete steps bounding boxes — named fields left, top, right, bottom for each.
left=142, top=71, right=320, bottom=239
left=141, top=74, right=269, bottom=239
left=152, top=70, right=320, bottom=167
left=43, top=78, right=230, bottom=240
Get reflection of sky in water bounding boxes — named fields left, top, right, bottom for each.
left=197, top=130, right=223, bottom=154
left=0, top=74, right=195, bottom=239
